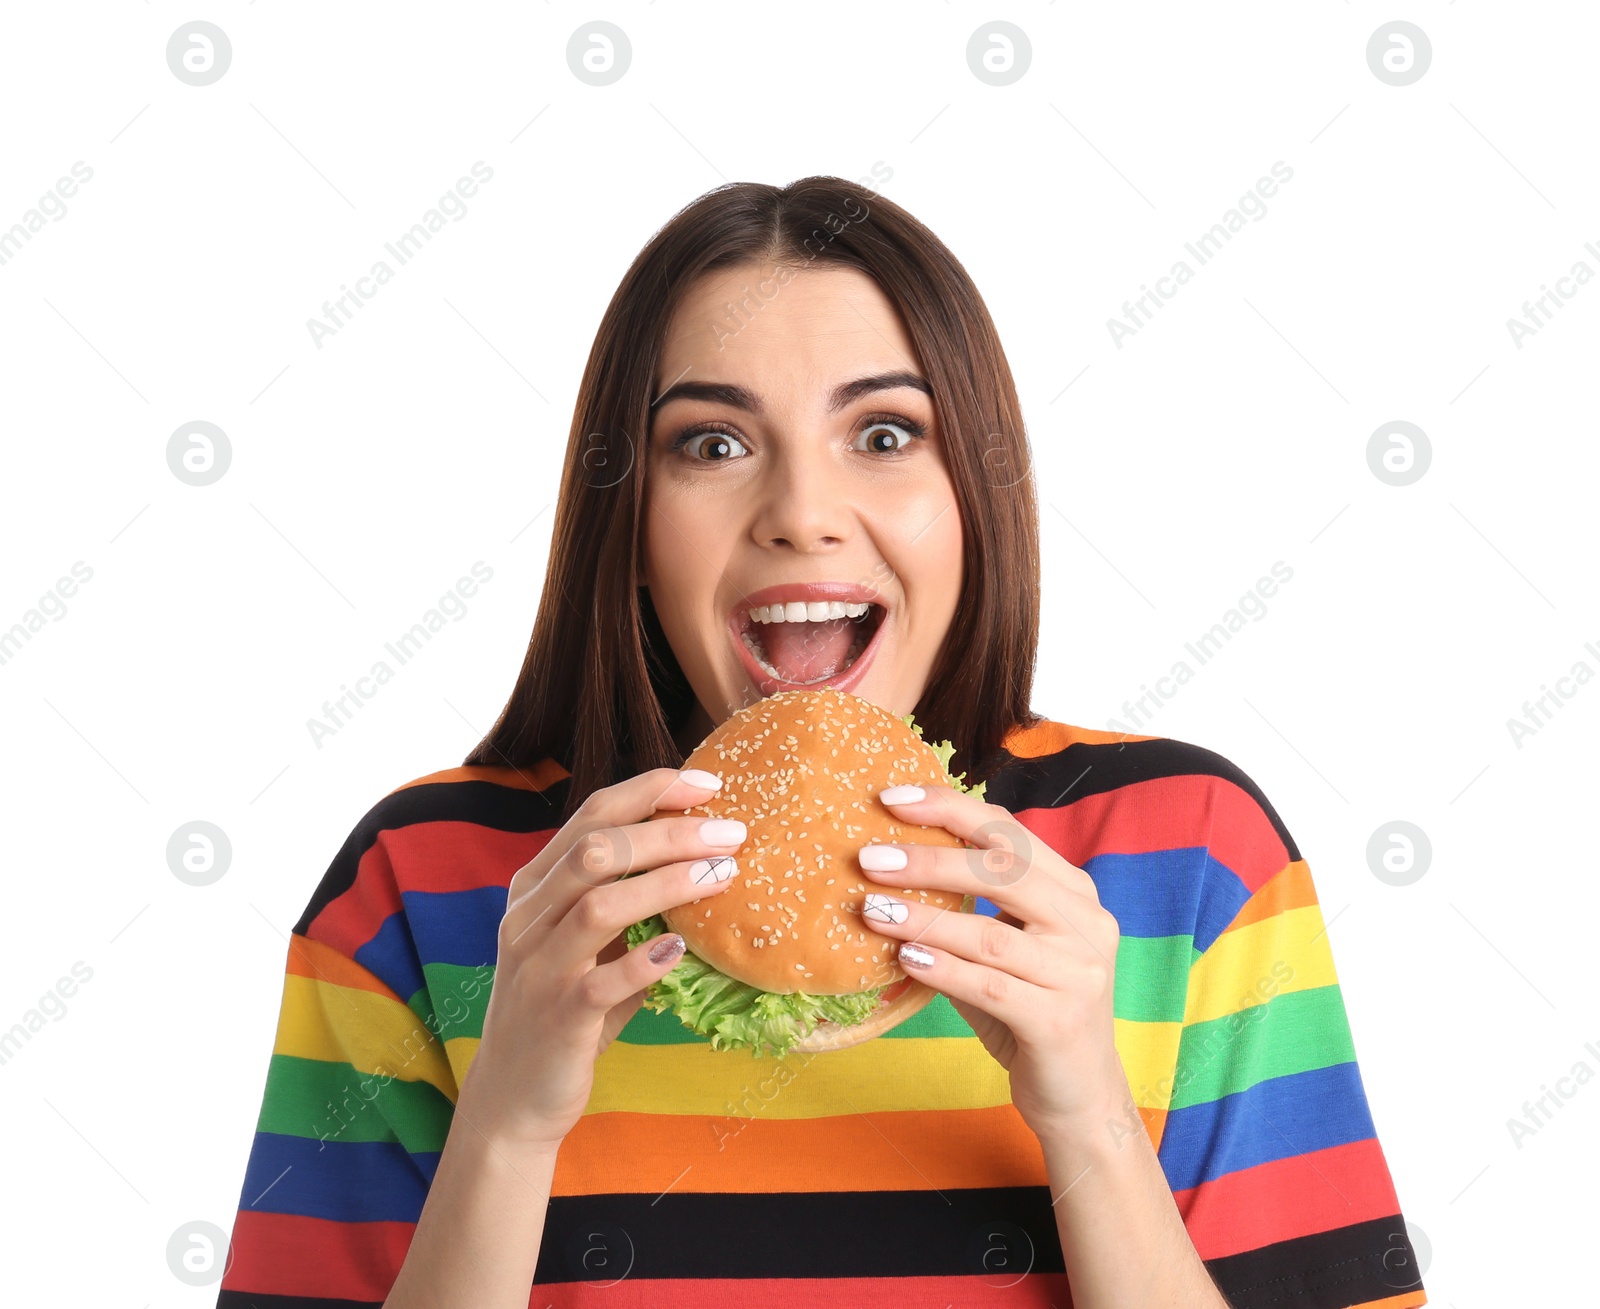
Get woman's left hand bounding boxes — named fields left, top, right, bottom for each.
left=861, top=782, right=1131, bottom=1143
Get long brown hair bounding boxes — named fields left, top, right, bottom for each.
left=464, top=175, right=1041, bottom=823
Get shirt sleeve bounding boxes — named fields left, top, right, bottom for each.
left=1155, top=775, right=1429, bottom=1309
left=216, top=829, right=464, bottom=1307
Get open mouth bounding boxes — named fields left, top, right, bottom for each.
left=730, top=601, right=887, bottom=692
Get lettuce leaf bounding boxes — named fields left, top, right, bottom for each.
left=625, top=713, right=984, bottom=1057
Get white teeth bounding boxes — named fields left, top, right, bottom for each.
left=745, top=600, right=871, bottom=624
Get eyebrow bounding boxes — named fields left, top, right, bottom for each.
left=650, top=369, right=931, bottom=417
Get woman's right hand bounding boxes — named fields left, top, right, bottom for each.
left=453, top=766, right=744, bottom=1154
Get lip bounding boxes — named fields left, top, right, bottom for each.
left=726, top=580, right=890, bottom=697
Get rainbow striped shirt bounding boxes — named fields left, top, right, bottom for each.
left=218, top=719, right=1428, bottom=1307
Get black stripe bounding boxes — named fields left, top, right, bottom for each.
left=988, top=735, right=1302, bottom=863
left=212, top=1208, right=1422, bottom=1301
left=293, top=777, right=567, bottom=935
left=534, top=1186, right=1065, bottom=1282
left=1205, top=1213, right=1426, bottom=1307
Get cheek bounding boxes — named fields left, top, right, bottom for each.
left=641, top=493, right=719, bottom=621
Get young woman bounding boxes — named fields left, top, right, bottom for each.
left=217, top=177, right=1428, bottom=1309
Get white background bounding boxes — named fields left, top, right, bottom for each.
left=2, top=2, right=1592, bottom=1303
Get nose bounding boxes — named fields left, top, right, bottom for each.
left=748, top=434, right=854, bottom=552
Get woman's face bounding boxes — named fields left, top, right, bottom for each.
left=641, top=261, right=964, bottom=747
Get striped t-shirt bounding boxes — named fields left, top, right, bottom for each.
left=217, top=718, right=1428, bottom=1308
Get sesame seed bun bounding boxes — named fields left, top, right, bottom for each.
left=649, top=688, right=973, bottom=1039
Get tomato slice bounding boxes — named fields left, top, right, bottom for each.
left=878, top=977, right=913, bottom=1005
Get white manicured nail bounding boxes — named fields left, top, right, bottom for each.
left=679, top=768, right=723, bottom=790
left=863, top=893, right=908, bottom=924
left=699, top=818, right=746, bottom=846
left=878, top=785, right=925, bottom=806
left=859, top=843, right=908, bottom=871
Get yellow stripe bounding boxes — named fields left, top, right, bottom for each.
left=444, top=1016, right=1181, bottom=1117
left=274, top=974, right=457, bottom=1101
left=1185, top=904, right=1339, bottom=1026
left=1119, top=1018, right=1183, bottom=1110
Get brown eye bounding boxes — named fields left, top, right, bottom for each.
left=671, top=428, right=750, bottom=461
left=854, top=418, right=922, bottom=454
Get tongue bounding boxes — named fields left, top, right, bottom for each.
left=759, top=620, right=857, bottom=683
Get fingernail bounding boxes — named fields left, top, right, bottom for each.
left=899, top=941, right=935, bottom=969
left=699, top=818, right=746, bottom=845
left=649, top=934, right=686, bottom=965
left=859, top=843, right=908, bottom=871
left=679, top=768, right=723, bottom=790
left=689, top=855, right=738, bottom=885
left=863, top=893, right=908, bottom=924
left=878, top=785, right=925, bottom=806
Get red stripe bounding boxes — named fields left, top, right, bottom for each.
left=526, top=1273, right=1073, bottom=1307
left=221, top=1209, right=414, bottom=1300
left=1018, top=773, right=1288, bottom=894
left=1173, top=1137, right=1404, bottom=1262
left=308, top=822, right=556, bottom=955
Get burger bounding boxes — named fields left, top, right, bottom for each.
left=624, top=687, right=988, bottom=1058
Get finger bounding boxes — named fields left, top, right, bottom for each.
left=856, top=834, right=1074, bottom=927
left=876, top=784, right=1101, bottom=902
left=543, top=852, right=741, bottom=970
left=578, top=927, right=693, bottom=1020
left=502, top=808, right=746, bottom=948
left=891, top=930, right=1057, bottom=1029
left=860, top=891, right=1061, bottom=989
left=507, top=766, right=725, bottom=903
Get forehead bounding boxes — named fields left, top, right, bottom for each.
left=657, top=263, right=920, bottom=398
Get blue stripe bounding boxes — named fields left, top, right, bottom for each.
left=1189, top=850, right=1256, bottom=954
left=1082, top=847, right=1247, bottom=947
left=1156, top=1061, right=1377, bottom=1192
left=353, top=913, right=428, bottom=1004
left=401, top=887, right=505, bottom=967
left=239, top=1131, right=439, bottom=1224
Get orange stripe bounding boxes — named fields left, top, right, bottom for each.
left=1347, top=1294, right=1428, bottom=1309
left=1001, top=718, right=1157, bottom=759
left=1141, top=1104, right=1167, bottom=1153
left=285, top=934, right=400, bottom=1000
left=554, top=1102, right=1166, bottom=1196
left=555, top=1105, right=1046, bottom=1194
left=1218, top=860, right=1317, bottom=936
left=385, top=760, right=569, bottom=797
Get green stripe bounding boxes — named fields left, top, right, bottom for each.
left=256, top=1053, right=455, bottom=1152
left=1112, top=934, right=1191, bottom=1023
left=1167, top=985, right=1355, bottom=1110
left=423, top=938, right=1190, bottom=1048
left=418, top=962, right=496, bottom=1042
